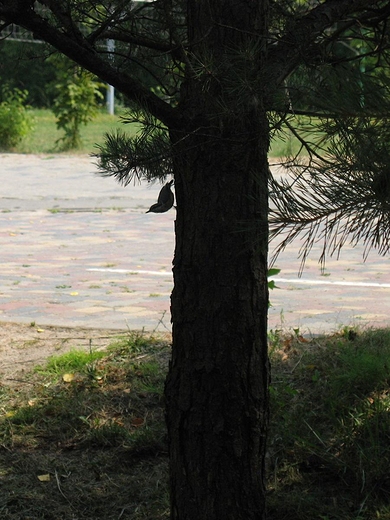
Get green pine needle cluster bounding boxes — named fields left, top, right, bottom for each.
left=94, top=110, right=173, bottom=186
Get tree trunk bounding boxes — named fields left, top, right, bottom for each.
left=165, top=2, right=270, bottom=518
left=166, top=113, right=270, bottom=519
left=166, top=39, right=271, bottom=515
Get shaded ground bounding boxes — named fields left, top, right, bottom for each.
left=1, top=322, right=390, bottom=519
left=0, top=326, right=171, bottom=520
left=0, top=321, right=125, bottom=386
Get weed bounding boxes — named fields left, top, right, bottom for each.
left=0, top=331, right=170, bottom=519
left=35, top=349, right=106, bottom=376
left=2, top=326, right=390, bottom=519
left=267, top=327, right=390, bottom=519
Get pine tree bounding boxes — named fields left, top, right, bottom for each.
left=2, top=1, right=390, bottom=518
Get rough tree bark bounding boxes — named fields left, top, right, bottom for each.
left=166, top=126, right=270, bottom=520
left=165, top=1, right=270, bottom=518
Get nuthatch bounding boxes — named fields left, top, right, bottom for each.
left=146, top=180, right=174, bottom=213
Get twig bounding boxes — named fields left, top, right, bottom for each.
left=5, top=378, right=35, bottom=384
left=118, top=506, right=129, bottom=519
left=153, top=310, right=170, bottom=333
left=54, top=470, right=73, bottom=506
left=303, top=420, right=326, bottom=447
left=290, top=353, right=304, bottom=374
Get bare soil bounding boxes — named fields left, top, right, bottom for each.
left=0, top=321, right=125, bottom=385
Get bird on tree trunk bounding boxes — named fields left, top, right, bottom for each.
left=146, top=180, right=174, bottom=213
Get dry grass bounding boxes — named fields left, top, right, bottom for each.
left=0, top=331, right=170, bottom=520
left=1, top=326, right=390, bottom=519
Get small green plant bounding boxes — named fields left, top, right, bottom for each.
left=0, top=86, right=34, bottom=149
left=268, top=267, right=280, bottom=291
left=50, top=56, right=104, bottom=150
left=36, top=349, right=106, bottom=376
left=268, top=267, right=280, bottom=307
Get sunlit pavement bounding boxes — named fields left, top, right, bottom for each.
left=0, top=154, right=389, bottom=334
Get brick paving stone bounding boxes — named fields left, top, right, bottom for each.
left=0, top=153, right=389, bottom=334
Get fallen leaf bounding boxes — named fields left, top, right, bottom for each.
left=131, top=417, right=145, bottom=427
left=38, top=474, right=51, bottom=482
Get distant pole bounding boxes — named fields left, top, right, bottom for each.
left=107, top=84, right=115, bottom=115
left=106, top=1, right=154, bottom=114
left=106, top=39, right=115, bottom=115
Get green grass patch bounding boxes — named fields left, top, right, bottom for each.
left=269, top=128, right=303, bottom=158
left=9, top=108, right=317, bottom=157
left=13, top=108, right=139, bottom=154
left=35, top=348, right=106, bottom=376
left=0, top=330, right=170, bottom=519
left=1, top=327, right=390, bottom=519
left=269, top=115, right=328, bottom=159
left=267, top=327, right=390, bottom=519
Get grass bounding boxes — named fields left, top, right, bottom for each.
left=1, top=327, right=390, bottom=518
left=12, top=108, right=139, bottom=154
left=0, top=331, right=170, bottom=520
left=5, top=107, right=306, bottom=157
left=35, top=348, right=107, bottom=376
left=267, top=326, right=390, bottom=519
left=269, top=127, right=304, bottom=159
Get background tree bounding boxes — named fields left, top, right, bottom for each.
left=0, top=85, right=34, bottom=149
left=49, top=54, right=104, bottom=150
left=0, top=38, right=56, bottom=107
left=1, top=1, right=390, bottom=519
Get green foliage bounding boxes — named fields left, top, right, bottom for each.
left=95, top=109, right=171, bottom=185
left=0, top=86, right=34, bottom=150
left=267, top=267, right=280, bottom=291
left=267, top=267, right=281, bottom=308
left=51, top=56, right=104, bottom=150
left=270, top=56, right=390, bottom=266
left=35, top=349, right=106, bottom=376
left=268, top=328, right=390, bottom=519
left=0, top=40, right=57, bottom=107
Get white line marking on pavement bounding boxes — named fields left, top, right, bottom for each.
left=87, top=270, right=390, bottom=288
left=273, top=277, right=390, bottom=288
left=87, top=268, right=172, bottom=276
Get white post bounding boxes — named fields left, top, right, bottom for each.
left=106, top=39, right=115, bottom=115
left=107, top=84, right=115, bottom=115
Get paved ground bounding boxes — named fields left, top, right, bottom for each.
left=1, top=153, right=389, bottom=335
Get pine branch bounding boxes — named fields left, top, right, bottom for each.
left=270, top=116, right=390, bottom=269
left=94, top=112, right=173, bottom=186
left=268, top=0, right=390, bottom=88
